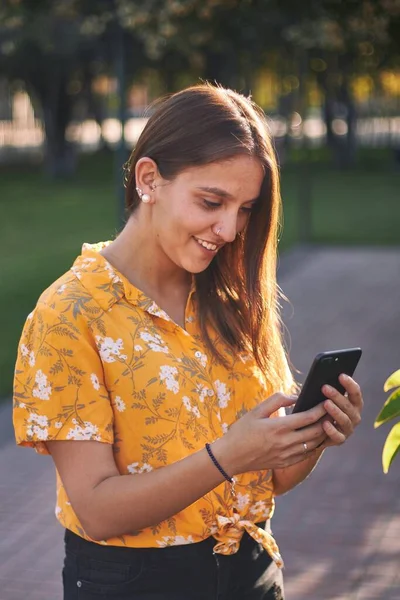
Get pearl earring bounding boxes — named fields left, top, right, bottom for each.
left=136, top=186, right=151, bottom=203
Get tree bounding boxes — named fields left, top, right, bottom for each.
left=283, top=0, right=400, bottom=164
left=120, top=0, right=400, bottom=165
left=1, top=0, right=399, bottom=175
left=0, top=0, right=147, bottom=176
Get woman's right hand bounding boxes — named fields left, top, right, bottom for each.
left=212, top=393, right=327, bottom=476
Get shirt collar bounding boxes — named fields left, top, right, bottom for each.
left=72, top=242, right=196, bottom=322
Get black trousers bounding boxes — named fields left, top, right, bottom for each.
left=63, top=526, right=284, bottom=599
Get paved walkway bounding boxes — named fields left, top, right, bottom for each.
left=1, top=246, right=400, bottom=599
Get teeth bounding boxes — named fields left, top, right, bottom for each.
left=195, top=238, right=217, bottom=251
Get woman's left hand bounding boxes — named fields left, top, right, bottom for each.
left=318, top=374, right=363, bottom=448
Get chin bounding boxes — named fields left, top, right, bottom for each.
left=180, top=258, right=213, bottom=274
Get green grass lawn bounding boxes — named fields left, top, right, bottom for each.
left=1, top=149, right=399, bottom=398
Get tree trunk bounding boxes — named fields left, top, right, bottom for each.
left=323, top=95, right=336, bottom=150
left=317, top=54, right=345, bottom=167
left=37, top=74, right=76, bottom=178
left=339, top=79, right=357, bottom=167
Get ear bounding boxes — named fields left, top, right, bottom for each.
left=135, top=157, right=159, bottom=197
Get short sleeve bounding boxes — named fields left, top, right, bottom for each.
left=236, top=342, right=294, bottom=419
left=13, top=303, right=114, bottom=455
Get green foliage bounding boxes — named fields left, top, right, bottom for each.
left=1, top=0, right=400, bottom=176
left=2, top=0, right=399, bottom=96
left=0, top=1, right=149, bottom=108
left=375, top=370, right=400, bottom=473
left=382, top=423, right=400, bottom=474
left=0, top=1, right=150, bottom=175
left=117, top=0, right=400, bottom=85
left=375, top=388, right=400, bottom=427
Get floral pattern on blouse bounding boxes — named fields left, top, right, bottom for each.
left=13, top=241, right=288, bottom=567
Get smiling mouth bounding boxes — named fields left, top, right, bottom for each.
left=193, top=237, right=222, bottom=252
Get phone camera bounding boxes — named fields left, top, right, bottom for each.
left=321, top=357, right=334, bottom=364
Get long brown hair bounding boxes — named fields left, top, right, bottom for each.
left=124, top=83, right=293, bottom=393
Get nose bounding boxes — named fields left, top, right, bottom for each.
left=218, top=210, right=240, bottom=243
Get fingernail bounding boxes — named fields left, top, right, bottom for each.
left=324, top=385, right=333, bottom=393
left=341, top=373, right=349, bottom=381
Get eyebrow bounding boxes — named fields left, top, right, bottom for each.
left=196, top=186, right=259, bottom=204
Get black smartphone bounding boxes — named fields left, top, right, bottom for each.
left=291, top=348, right=362, bottom=414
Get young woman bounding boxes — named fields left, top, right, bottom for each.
left=13, top=84, right=363, bottom=599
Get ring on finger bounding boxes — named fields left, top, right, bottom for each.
left=303, top=442, right=308, bottom=453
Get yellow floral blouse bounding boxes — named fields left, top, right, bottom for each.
left=13, top=242, right=287, bottom=568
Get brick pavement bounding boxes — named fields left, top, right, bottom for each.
left=274, top=246, right=400, bottom=600
left=1, top=246, right=399, bottom=600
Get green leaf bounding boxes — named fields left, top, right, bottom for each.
left=383, top=369, right=400, bottom=392
left=374, top=389, right=400, bottom=428
left=382, top=422, right=400, bottom=474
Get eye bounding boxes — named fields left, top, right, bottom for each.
left=240, top=205, right=254, bottom=214
left=203, top=200, right=221, bottom=210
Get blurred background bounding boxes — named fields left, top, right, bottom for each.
left=0, top=1, right=399, bottom=599
left=1, top=0, right=399, bottom=398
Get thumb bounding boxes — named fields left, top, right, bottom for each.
left=256, top=393, right=297, bottom=418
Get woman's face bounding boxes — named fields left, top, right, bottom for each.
left=150, top=154, right=264, bottom=274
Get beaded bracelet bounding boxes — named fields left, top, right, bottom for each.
left=205, top=443, right=236, bottom=499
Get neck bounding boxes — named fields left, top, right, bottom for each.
left=101, top=214, right=192, bottom=300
